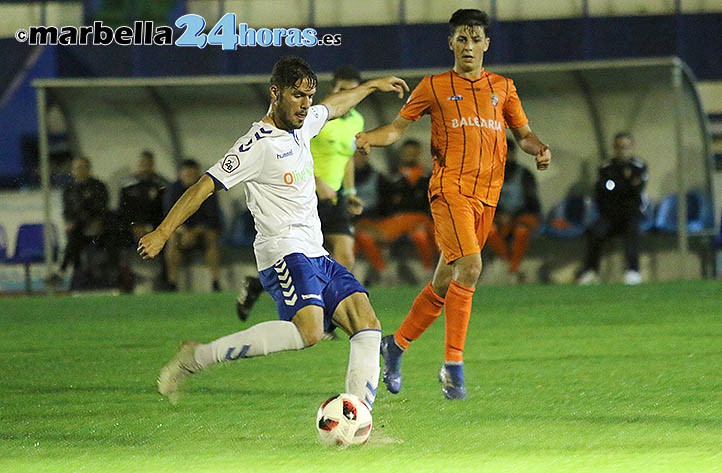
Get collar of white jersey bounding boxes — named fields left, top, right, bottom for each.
left=251, top=120, right=294, bottom=137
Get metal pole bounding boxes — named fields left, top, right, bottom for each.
left=37, top=86, right=54, bottom=294
left=672, top=64, right=690, bottom=279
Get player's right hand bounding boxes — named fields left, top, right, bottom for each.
left=137, top=229, right=168, bottom=260
left=535, top=144, right=551, bottom=171
left=355, top=132, right=370, bottom=155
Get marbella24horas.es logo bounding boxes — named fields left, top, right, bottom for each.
left=15, top=13, right=341, bottom=48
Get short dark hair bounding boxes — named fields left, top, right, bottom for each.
left=333, top=65, right=362, bottom=85
left=270, top=55, right=318, bottom=91
left=614, top=131, right=633, bottom=142
left=449, top=9, right=491, bottom=37
left=140, top=149, right=154, bottom=160
left=180, top=158, right=199, bottom=169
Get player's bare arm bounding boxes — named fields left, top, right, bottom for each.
left=321, top=77, right=409, bottom=120
left=511, top=125, right=552, bottom=171
left=355, top=115, right=413, bottom=155
left=137, top=173, right=216, bottom=259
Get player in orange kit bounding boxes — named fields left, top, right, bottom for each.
left=356, top=9, right=552, bottom=399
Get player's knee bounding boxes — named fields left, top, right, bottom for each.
left=452, top=256, right=482, bottom=286
left=292, top=307, right=325, bottom=347
left=431, top=272, right=451, bottom=297
left=333, top=293, right=380, bottom=334
left=355, top=306, right=380, bottom=331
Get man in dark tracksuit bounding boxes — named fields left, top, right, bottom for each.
left=578, top=132, right=648, bottom=285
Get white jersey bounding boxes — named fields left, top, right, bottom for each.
left=207, top=104, right=330, bottom=270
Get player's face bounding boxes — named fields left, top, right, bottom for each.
left=137, top=155, right=154, bottom=177
left=613, top=136, right=634, bottom=159
left=71, top=158, right=90, bottom=181
left=272, top=78, right=316, bottom=130
left=179, top=165, right=200, bottom=186
left=449, top=25, right=490, bottom=73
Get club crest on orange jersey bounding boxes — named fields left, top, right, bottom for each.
left=491, top=93, right=499, bottom=107
left=448, top=94, right=463, bottom=101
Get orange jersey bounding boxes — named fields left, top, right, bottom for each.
left=399, top=69, right=529, bottom=206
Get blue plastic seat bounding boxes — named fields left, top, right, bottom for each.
left=4, top=223, right=58, bottom=293
left=639, top=194, right=655, bottom=233
left=653, top=191, right=715, bottom=234
left=542, top=195, right=599, bottom=239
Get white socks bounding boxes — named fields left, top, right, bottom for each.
left=193, top=322, right=381, bottom=410
left=346, top=329, right=381, bottom=409
left=194, top=320, right=305, bottom=368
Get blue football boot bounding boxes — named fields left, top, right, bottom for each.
left=439, top=363, right=466, bottom=400
left=380, top=335, right=404, bottom=394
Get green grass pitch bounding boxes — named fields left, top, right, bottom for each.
left=1, top=281, right=721, bottom=472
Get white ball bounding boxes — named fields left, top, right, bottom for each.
left=316, top=393, right=372, bottom=446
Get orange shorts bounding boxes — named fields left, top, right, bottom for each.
left=430, top=192, right=496, bottom=263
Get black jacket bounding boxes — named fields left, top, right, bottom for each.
left=594, top=157, right=648, bottom=218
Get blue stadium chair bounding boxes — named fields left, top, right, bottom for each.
left=542, top=195, right=599, bottom=239
left=653, top=191, right=715, bottom=234
left=639, top=194, right=655, bottom=233
left=4, top=223, right=58, bottom=293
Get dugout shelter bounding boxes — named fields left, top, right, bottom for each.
left=32, top=57, right=714, bottom=287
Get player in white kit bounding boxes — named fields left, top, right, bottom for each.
left=138, top=56, right=408, bottom=408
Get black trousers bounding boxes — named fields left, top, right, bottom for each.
left=583, top=213, right=641, bottom=272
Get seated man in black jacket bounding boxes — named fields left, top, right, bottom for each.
left=485, top=138, right=542, bottom=283
left=163, top=159, right=223, bottom=291
left=60, top=156, right=119, bottom=289
left=354, top=139, right=436, bottom=281
left=578, top=132, right=648, bottom=285
left=119, top=150, right=168, bottom=245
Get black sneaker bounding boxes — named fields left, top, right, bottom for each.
left=236, top=276, right=264, bottom=321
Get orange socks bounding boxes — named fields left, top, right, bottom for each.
left=393, top=279, right=475, bottom=363
left=509, top=225, right=532, bottom=273
left=355, top=230, right=386, bottom=272
left=394, top=282, right=445, bottom=350
left=485, top=227, right=509, bottom=260
left=444, top=280, right=475, bottom=363
left=409, top=228, right=435, bottom=269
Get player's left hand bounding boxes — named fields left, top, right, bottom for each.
left=137, top=228, right=169, bottom=260
left=370, top=76, right=410, bottom=99
left=535, top=144, right=551, bottom=171
left=346, top=195, right=364, bottom=216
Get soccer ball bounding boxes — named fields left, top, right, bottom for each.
left=316, top=393, right=372, bottom=446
